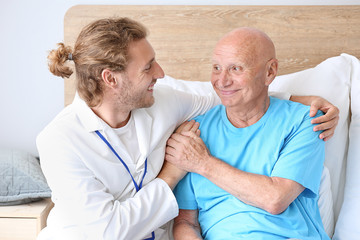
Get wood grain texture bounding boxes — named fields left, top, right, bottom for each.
left=0, top=198, right=53, bottom=239
left=63, top=5, right=360, bottom=105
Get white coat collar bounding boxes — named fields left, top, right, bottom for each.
left=72, top=93, right=103, bottom=133
left=73, top=93, right=153, bottom=169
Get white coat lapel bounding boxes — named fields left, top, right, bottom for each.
left=133, top=108, right=152, bottom=169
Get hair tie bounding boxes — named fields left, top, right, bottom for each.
left=68, top=53, right=73, bottom=61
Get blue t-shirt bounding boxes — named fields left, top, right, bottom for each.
left=174, top=97, right=329, bottom=240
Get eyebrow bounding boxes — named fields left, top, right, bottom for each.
left=146, top=57, right=155, bottom=66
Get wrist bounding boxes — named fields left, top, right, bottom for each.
left=197, top=155, right=216, bottom=178
left=157, top=168, right=186, bottom=190
left=157, top=174, right=177, bottom=190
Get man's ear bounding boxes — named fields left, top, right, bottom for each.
left=265, top=58, right=278, bottom=86
left=101, top=69, right=118, bottom=87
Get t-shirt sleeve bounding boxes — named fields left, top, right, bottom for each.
left=173, top=173, right=198, bottom=210
left=271, top=110, right=325, bottom=198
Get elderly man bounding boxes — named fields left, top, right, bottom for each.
left=167, top=27, right=330, bottom=239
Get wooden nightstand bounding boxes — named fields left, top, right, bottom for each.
left=0, top=198, right=53, bottom=240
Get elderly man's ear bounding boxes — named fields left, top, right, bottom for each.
left=265, top=58, right=278, bottom=86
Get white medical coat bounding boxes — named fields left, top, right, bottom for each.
left=36, top=77, right=220, bottom=240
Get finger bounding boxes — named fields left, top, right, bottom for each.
left=313, top=121, right=333, bottom=132
left=311, top=111, right=337, bottom=124
left=182, top=131, right=206, bottom=148
left=165, top=146, right=177, bottom=158
left=309, top=104, right=320, bottom=118
left=166, top=136, right=182, bottom=149
left=182, top=131, right=199, bottom=139
left=319, top=129, right=334, bottom=141
left=170, top=132, right=191, bottom=143
left=311, top=107, right=339, bottom=124
left=175, top=121, right=189, bottom=133
left=195, top=129, right=201, bottom=137
left=165, top=152, right=175, bottom=162
left=189, top=121, right=200, bottom=133
left=322, top=134, right=334, bottom=141
left=313, top=116, right=338, bottom=132
left=176, top=120, right=196, bottom=133
left=175, top=121, right=188, bottom=133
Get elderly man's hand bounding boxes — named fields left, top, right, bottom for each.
left=290, top=95, right=339, bottom=141
left=165, top=120, right=210, bottom=174
left=158, top=120, right=205, bottom=188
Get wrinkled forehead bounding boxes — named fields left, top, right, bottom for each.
left=213, top=29, right=273, bottom=66
left=212, top=37, right=258, bottom=66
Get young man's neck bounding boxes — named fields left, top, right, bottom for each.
left=91, top=103, right=131, bottom=129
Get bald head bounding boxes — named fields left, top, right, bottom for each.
left=214, top=27, right=276, bottom=67
left=211, top=27, right=278, bottom=115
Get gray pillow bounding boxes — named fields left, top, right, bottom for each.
left=0, top=148, right=51, bottom=205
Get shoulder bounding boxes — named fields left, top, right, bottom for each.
left=147, top=85, right=191, bottom=118
left=36, top=103, right=82, bottom=146
left=271, top=96, right=308, bottom=111
left=270, top=97, right=323, bottom=122
left=267, top=97, right=324, bottom=141
left=153, top=84, right=190, bottom=105
left=151, top=84, right=219, bottom=124
left=193, top=105, right=222, bottom=123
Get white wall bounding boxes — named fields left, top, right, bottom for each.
left=1, top=0, right=360, bottom=156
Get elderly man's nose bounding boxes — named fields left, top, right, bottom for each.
left=218, top=71, right=232, bottom=87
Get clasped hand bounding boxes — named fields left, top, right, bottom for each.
left=165, top=120, right=210, bottom=174
left=157, top=120, right=209, bottom=189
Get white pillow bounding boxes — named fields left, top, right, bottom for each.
left=318, top=166, right=335, bottom=237
left=157, top=75, right=215, bottom=96
left=332, top=55, right=360, bottom=240
left=269, top=54, right=352, bottom=225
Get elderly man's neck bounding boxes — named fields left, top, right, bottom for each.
left=225, top=96, right=270, bottom=128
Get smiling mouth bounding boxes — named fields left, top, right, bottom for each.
left=220, top=90, right=237, bottom=96
left=148, top=81, right=157, bottom=91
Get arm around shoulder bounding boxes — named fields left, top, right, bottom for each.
left=289, top=95, right=339, bottom=141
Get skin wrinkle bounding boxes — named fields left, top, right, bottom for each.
left=211, top=27, right=277, bottom=128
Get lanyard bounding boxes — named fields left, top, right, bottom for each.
left=95, top=130, right=155, bottom=240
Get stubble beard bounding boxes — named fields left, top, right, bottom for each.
left=117, top=85, right=155, bottom=110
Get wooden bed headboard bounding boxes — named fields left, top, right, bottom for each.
left=64, top=5, right=360, bottom=106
